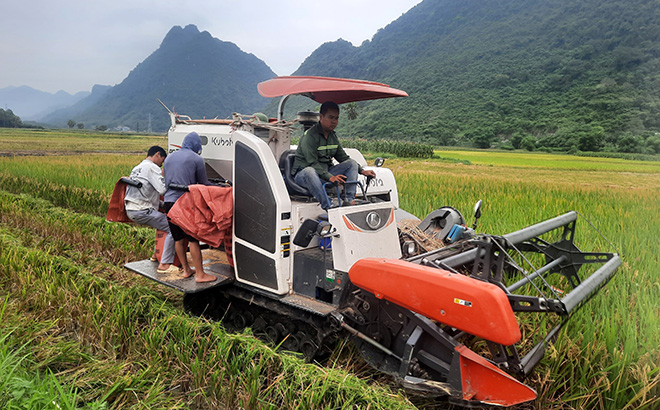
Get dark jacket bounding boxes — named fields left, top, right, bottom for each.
left=163, top=132, right=210, bottom=203
left=292, top=122, right=361, bottom=180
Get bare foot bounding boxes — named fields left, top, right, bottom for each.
left=181, top=269, right=195, bottom=278
left=195, top=272, right=217, bottom=283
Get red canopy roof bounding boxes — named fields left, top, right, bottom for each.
left=257, top=76, right=408, bottom=104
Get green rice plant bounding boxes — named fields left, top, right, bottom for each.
left=391, top=157, right=659, bottom=409
left=0, top=154, right=140, bottom=193
left=0, top=137, right=658, bottom=408
left=0, top=191, right=153, bottom=263
left=0, top=152, right=144, bottom=218
left=342, top=138, right=435, bottom=158
left=0, top=215, right=415, bottom=410
left=290, top=136, right=435, bottom=158
left=0, top=172, right=110, bottom=216
left=0, top=306, right=107, bottom=409
left=432, top=149, right=660, bottom=172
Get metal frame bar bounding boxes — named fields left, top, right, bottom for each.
left=406, top=211, right=620, bottom=379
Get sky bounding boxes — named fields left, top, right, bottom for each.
left=1, top=0, right=422, bottom=95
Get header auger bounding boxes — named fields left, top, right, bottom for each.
left=117, top=76, right=620, bottom=407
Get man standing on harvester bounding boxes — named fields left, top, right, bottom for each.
left=124, top=146, right=176, bottom=273
left=163, top=132, right=216, bottom=283
left=292, top=101, right=375, bottom=210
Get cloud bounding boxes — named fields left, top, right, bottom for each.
left=0, top=0, right=421, bottom=94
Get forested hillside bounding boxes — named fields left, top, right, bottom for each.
left=283, top=0, right=660, bottom=153
left=55, top=25, right=275, bottom=132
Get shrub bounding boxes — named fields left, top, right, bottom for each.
left=521, top=136, right=536, bottom=151
left=340, top=138, right=435, bottom=158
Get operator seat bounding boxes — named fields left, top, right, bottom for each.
left=279, top=149, right=313, bottom=197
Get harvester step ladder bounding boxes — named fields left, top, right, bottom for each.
left=125, top=249, right=235, bottom=293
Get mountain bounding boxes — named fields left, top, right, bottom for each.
left=0, top=86, right=89, bottom=121
left=284, top=0, right=660, bottom=153
left=40, top=85, right=112, bottom=126
left=49, top=24, right=275, bottom=132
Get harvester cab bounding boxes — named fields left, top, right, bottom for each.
left=122, top=76, right=621, bottom=407
left=154, top=76, right=410, bottom=295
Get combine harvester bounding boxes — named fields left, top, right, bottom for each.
left=122, top=76, right=620, bottom=407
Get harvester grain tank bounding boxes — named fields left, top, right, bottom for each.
left=120, top=76, right=621, bottom=407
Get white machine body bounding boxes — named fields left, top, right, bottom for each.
left=167, top=112, right=403, bottom=296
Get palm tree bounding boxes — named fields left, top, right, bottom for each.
left=344, top=102, right=359, bottom=120
left=343, top=102, right=359, bottom=137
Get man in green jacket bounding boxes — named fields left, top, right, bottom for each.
left=292, top=101, right=376, bottom=209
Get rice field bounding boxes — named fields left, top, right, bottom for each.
left=0, top=128, right=658, bottom=409
left=0, top=128, right=166, bottom=154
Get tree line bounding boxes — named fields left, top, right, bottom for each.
left=0, top=109, right=24, bottom=128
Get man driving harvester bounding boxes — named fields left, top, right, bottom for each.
left=292, top=101, right=376, bottom=209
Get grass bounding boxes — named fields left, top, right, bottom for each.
left=0, top=128, right=658, bottom=409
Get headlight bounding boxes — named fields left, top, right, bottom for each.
left=366, top=211, right=382, bottom=229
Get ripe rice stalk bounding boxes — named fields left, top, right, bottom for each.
left=0, top=224, right=415, bottom=409
left=0, top=138, right=658, bottom=409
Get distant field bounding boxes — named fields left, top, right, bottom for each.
left=0, top=129, right=657, bottom=409
left=0, top=128, right=166, bottom=154
left=434, top=148, right=660, bottom=173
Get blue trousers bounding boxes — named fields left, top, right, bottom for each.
left=294, top=159, right=359, bottom=209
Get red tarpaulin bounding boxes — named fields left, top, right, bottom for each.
left=106, top=178, right=132, bottom=223
left=257, top=76, right=408, bottom=104
left=167, top=185, right=233, bottom=248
